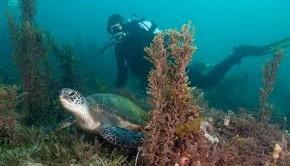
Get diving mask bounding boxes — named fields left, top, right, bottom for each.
left=110, top=23, right=127, bottom=42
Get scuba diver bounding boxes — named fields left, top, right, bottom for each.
left=102, top=14, right=161, bottom=88
left=101, top=13, right=290, bottom=90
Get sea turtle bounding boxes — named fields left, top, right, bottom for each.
left=59, top=88, right=147, bottom=149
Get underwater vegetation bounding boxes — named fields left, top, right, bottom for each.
left=5, top=0, right=85, bottom=127
left=0, top=84, right=18, bottom=145
left=51, top=42, right=81, bottom=90
left=259, top=49, right=285, bottom=123
left=7, top=0, right=55, bottom=126
left=138, top=25, right=290, bottom=165
left=0, top=126, right=134, bottom=166
left=140, top=24, right=200, bottom=165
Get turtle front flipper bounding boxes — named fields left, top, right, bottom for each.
left=55, top=116, right=76, bottom=131
left=99, top=126, right=143, bottom=149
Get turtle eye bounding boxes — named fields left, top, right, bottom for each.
left=69, top=92, right=75, bottom=97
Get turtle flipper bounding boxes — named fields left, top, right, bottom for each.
left=55, top=116, right=76, bottom=131
left=99, top=126, right=143, bottom=149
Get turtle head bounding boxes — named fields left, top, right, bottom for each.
left=59, top=88, right=88, bottom=115
left=59, top=88, right=101, bottom=132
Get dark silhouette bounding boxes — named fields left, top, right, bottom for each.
left=190, top=38, right=290, bottom=89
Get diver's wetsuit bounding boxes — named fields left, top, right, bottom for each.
left=114, top=20, right=155, bottom=88
left=114, top=21, right=290, bottom=89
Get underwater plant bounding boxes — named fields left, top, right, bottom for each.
left=7, top=0, right=56, bottom=126
left=0, top=84, right=19, bottom=144
left=0, top=126, right=134, bottom=166
left=259, top=49, right=284, bottom=123
left=139, top=24, right=290, bottom=166
left=21, top=0, right=36, bottom=22
left=140, top=24, right=200, bottom=165
left=52, top=43, right=81, bottom=89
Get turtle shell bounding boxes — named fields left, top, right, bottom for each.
left=86, top=93, right=148, bottom=126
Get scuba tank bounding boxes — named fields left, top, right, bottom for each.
left=127, top=14, right=161, bottom=34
